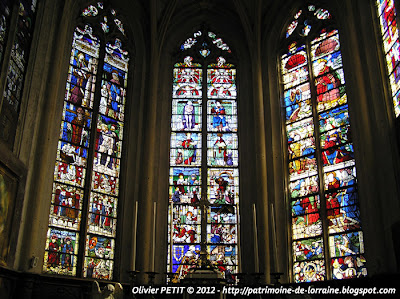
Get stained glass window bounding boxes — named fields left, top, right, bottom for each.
left=168, top=30, right=239, bottom=283
left=0, top=0, right=37, bottom=148
left=0, top=0, right=12, bottom=67
left=376, top=0, right=400, bottom=116
left=44, top=2, right=129, bottom=280
left=281, top=4, right=367, bottom=282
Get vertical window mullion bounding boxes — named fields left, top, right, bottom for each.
left=305, top=40, right=332, bottom=280
left=76, top=42, right=105, bottom=277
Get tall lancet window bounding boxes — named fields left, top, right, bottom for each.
left=376, top=0, right=400, bottom=116
left=0, top=0, right=38, bottom=148
left=280, top=4, right=367, bottom=282
left=168, top=30, right=239, bottom=283
left=43, top=2, right=129, bottom=280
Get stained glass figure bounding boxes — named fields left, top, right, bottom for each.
left=207, top=99, right=237, bottom=132
left=84, top=234, right=115, bottom=279
left=44, top=3, right=129, bottom=279
left=208, top=168, right=239, bottom=205
left=172, top=99, right=202, bottom=131
left=281, top=4, right=366, bottom=282
left=43, top=228, right=79, bottom=276
left=168, top=30, right=239, bottom=282
left=168, top=245, right=201, bottom=283
left=331, top=255, right=367, bottom=279
left=49, top=183, right=83, bottom=230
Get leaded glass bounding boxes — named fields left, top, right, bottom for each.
left=173, top=67, right=202, bottom=98
left=49, top=183, right=83, bottom=230
left=293, top=260, right=326, bottom=282
left=167, top=244, right=201, bottom=283
left=207, top=99, right=237, bottom=132
left=172, top=99, right=202, bottom=131
left=43, top=228, right=79, bottom=276
left=208, top=168, right=239, bottom=205
left=207, top=133, right=238, bottom=167
left=331, top=255, right=367, bottom=279
left=376, top=0, right=400, bottom=116
left=44, top=2, right=129, bottom=279
left=84, top=234, right=115, bottom=279
left=0, top=0, right=37, bottom=147
left=168, top=30, right=239, bottom=283
left=293, top=238, right=324, bottom=261
left=0, top=0, right=11, bottom=66
left=281, top=4, right=366, bottom=282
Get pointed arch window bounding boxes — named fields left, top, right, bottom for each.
left=0, top=0, right=38, bottom=148
left=376, top=0, right=400, bottom=116
left=280, top=4, right=367, bottom=282
left=43, top=2, right=129, bottom=280
left=168, top=29, right=239, bottom=283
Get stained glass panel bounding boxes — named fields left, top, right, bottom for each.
left=331, top=255, right=367, bottom=279
left=0, top=0, right=11, bottom=66
left=168, top=245, right=201, bottom=282
left=286, top=118, right=314, bottom=141
left=170, top=132, right=202, bottom=167
left=208, top=168, right=239, bottom=205
left=45, top=3, right=129, bottom=279
left=293, top=238, right=324, bottom=261
left=169, top=167, right=201, bottom=186
left=377, top=0, right=400, bottom=116
left=293, top=260, right=326, bottom=282
left=207, top=245, right=237, bottom=281
left=49, top=183, right=83, bottom=230
left=207, top=99, right=237, bottom=132
left=84, top=234, right=115, bottom=279
left=88, top=193, right=118, bottom=237
left=173, top=68, right=202, bottom=98
left=43, top=228, right=79, bottom=276
left=282, top=7, right=366, bottom=282
left=209, top=205, right=237, bottom=224
left=207, top=133, right=238, bottom=167
left=0, top=0, right=37, bottom=147
left=288, top=154, right=318, bottom=179
left=207, top=69, right=237, bottom=99
left=318, top=105, right=350, bottom=133
left=289, top=175, right=319, bottom=198
left=283, top=83, right=312, bottom=124
left=329, top=232, right=364, bottom=257
left=171, top=99, right=202, bottom=131
left=168, top=36, right=239, bottom=282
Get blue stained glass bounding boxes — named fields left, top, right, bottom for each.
left=291, top=195, right=320, bottom=217
left=170, top=245, right=201, bottom=274
left=319, top=105, right=350, bottom=133
left=326, top=187, right=359, bottom=210
left=103, top=63, right=127, bottom=87
left=329, top=232, right=364, bottom=257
